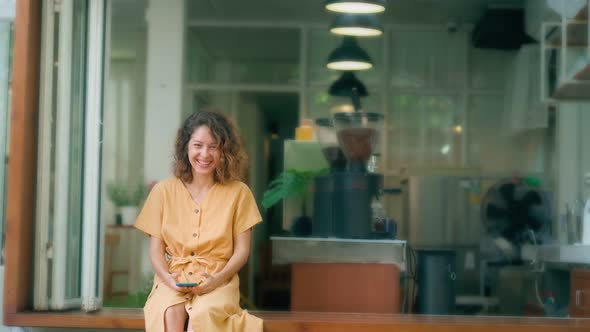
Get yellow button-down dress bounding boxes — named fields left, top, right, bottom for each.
left=134, top=177, right=263, bottom=332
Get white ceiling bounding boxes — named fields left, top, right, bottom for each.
left=186, top=0, right=525, bottom=24
left=112, top=0, right=526, bottom=25
left=188, top=27, right=300, bottom=62
left=112, top=0, right=528, bottom=63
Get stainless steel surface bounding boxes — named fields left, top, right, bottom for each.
left=270, top=236, right=406, bottom=271
left=401, top=176, right=483, bottom=247
left=521, top=244, right=590, bottom=264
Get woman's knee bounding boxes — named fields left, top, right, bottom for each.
left=192, top=300, right=235, bottom=319
left=164, top=303, right=187, bottom=328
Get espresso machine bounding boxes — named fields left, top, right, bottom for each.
left=313, top=111, right=384, bottom=239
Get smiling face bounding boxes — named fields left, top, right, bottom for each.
left=187, top=125, right=221, bottom=180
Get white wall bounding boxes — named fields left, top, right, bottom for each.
left=235, top=94, right=266, bottom=302
left=142, top=0, right=185, bottom=182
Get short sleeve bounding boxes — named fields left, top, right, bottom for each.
left=134, top=182, right=165, bottom=238
left=233, top=183, right=262, bottom=237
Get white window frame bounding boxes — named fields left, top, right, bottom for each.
left=34, top=0, right=105, bottom=311
left=0, top=0, right=15, bottom=266
left=81, top=0, right=106, bottom=312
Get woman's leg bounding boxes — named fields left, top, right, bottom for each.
left=164, top=303, right=188, bottom=332
left=186, top=314, right=194, bottom=332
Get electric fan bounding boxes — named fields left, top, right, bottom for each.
left=479, top=178, right=551, bottom=261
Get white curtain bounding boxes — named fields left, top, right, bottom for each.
left=503, top=44, right=549, bottom=134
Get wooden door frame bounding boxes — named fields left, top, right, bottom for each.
left=3, top=0, right=41, bottom=318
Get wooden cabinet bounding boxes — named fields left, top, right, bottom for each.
left=570, top=269, right=590, bottom=317
left=291, top=263, right=401, bottom=313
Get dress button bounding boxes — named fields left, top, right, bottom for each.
left=194, top=208, right=199, bottom=214
left=193, top=233, right=197, bottom=237
left=188, top=272, right=193, bottom=275
left=190, top=252, right=195, bottom=256
left=188, top=307, right=192, bottom=310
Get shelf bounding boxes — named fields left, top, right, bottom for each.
left=552, top=79, right=590, bottom=100
left=521, top=244, right=590, bottom=264
left=546, top=22, right=588, bottom=48
left=574, top=62, right=590, bottom=79
left=546, top=4, right=588, bottom=47
left=544, top=2, right=590, bottom=100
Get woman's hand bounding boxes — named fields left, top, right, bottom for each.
left=163, top=272, right=184, bottom=292
left=192, top=272, right=223, bottom=295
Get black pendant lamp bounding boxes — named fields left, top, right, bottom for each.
left=329, top=71, right=368, bottom=97
left=329, top=71, right=368, bottom=112
left=325, top=0, right=386, bottom=14
left=330, top=14, right=383, bottom=37
left=326, top=37, right=373, bottom=71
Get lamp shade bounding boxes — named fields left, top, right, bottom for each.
left=326, top=37, right=373, bottom=71
left=329, top=72, right=369, bottom=97
left=330, top=14, right=383, bottom=37
left=325, top=0, right=386, bottom=14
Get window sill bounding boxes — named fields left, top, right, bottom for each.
left=5, top=309, right=590, bottom=331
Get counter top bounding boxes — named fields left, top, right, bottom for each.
left=270, top=236, right=406, bottom=270
left=521, top=244, right=590, bottom=264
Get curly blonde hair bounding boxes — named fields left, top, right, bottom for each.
left=173, top=109, right=247, bottom=184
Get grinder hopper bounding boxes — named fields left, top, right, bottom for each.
left=333, top=111, right=383, bottom=172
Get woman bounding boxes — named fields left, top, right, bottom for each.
left=135, top=109, right=263, bottom=332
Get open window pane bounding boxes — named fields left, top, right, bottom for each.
left=63, top=0, right=88, bottom=300
left=34, top=0, right=95, bottom=310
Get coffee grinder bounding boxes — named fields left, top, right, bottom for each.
left=332, top=111, right=384, bottom=238
left=312, top=71, right=384, bottom=238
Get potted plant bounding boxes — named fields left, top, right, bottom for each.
left=262, top=169, right=327, bottom=236
left=107, top=181, right=147, bottom=225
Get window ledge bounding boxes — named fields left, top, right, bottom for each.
left=5, top=309, right=590, bottom=331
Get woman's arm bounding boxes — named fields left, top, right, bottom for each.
left=195, top=229, right=252, bottom=295
left=149, top=235, right=183, bottom=292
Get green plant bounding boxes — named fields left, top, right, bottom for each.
left=262, top=169, right=328, bottom=209
left=103, top=290, right=149, bottom=308
left=106, top=181, right=147, bottom=207
left=103, top=273, right=153, bottom=308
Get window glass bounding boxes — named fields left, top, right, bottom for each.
left=388, top=93, right=460, bottom=167
left=186, top=27, right=300, bottom=86
left=85, top=1, right=566, bottom=316
left=64, top=0, right=89, bottom=299
left=469, top=47, right=514, bottom=90
left=102, top=0, right=149, bottom=308
left=389, top=30, right=465, bottom=89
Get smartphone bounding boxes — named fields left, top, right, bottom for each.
left=176, top=282, right=198, bottom=287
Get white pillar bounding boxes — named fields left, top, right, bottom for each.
left=141, top=0, right=185, bottom=280
left=143, top=0, right=185, bottom=182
